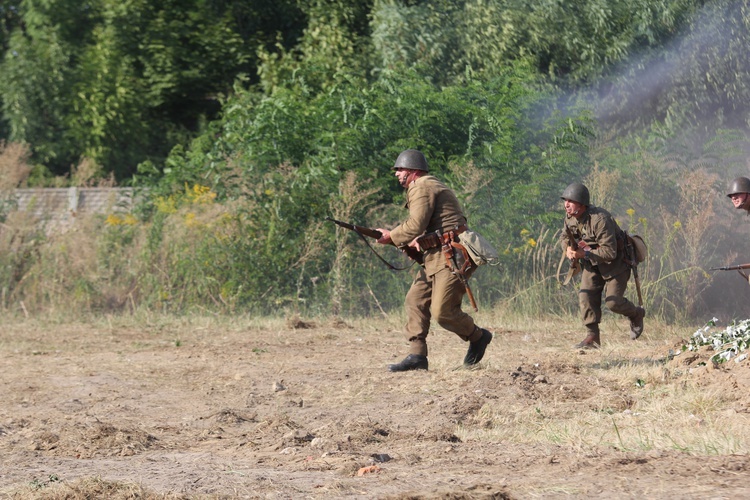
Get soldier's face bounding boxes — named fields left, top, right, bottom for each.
left=730, top=193, right=750, bottom=210
left=564, top=199, right=585, bottom=218
left=394, top=168, right=411, bottom=188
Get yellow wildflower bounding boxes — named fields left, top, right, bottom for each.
left=626, top=208, right=635, bottom=216
left=155, top=195, right=177, bottom=214
left=520, top=228, right=530, bottom=237
left=105, top=214, right=123, bottom=225
left=189, top=184, right=216, bottom=205
left=527, top=238, right=537, bottom=248
left=673, top=221, right=682, bottom=229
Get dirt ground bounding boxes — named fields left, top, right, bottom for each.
left=2, top=314, right=750, bottom=499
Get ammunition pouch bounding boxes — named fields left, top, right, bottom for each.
left=416, top=224, right=469, bottom=252
left=416, top=231, right=442, bottom=250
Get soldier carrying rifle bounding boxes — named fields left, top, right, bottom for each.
left=560, top=182, right=645, bottom=349
left=373, top=149, right=493, bottom=372
left=712, top=177, right=750, bottom=281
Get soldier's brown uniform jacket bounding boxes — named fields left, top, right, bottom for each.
left=390, top=175, right=467, bottom=276
left=561, top=205, right=636, bottom=333
left=389, top=174, right=480, bottom=356
left=561, top=206, right=629, bottom=279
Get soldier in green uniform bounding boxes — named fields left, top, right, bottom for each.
left=561, top=182, right=645, bottom=348
left=375, top=149, right=492, bottom=371
left=727, top=177, right=750, bottom=213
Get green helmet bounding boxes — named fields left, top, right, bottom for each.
left=727, top=177, right=750, bottom=197
left=392, top=149, right=429, bottom=172
left=561, top=182, right=590, bottom=206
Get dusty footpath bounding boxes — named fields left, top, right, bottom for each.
left=2, top=315, right=750, bottom=499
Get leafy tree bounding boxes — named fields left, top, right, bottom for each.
left=148, top=56, right=594, bottom=312
left=0, top=23, right=75, bottom=169
left=0, top=0, right=306, bottom=179
left=596, top=0, right=750, bottom=133
left=0, top=2, right=22, bottom=138
left=369, top=0, right=700, bottom=85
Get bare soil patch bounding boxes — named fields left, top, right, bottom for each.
left=2, top=314, right=750, bottom=499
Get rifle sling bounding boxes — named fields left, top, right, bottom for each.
left=354, top=228, right=415, bottom=271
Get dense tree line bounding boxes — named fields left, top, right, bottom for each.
left=0, top=0, right=307, bottom=178
left=2, top=0, right=743, bottom=181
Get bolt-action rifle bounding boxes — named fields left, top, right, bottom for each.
left=709, top=263, right=750, bottom=282
left=325, top=217, right=423, bottom=270
left=560, top=225, right=582, bottom=285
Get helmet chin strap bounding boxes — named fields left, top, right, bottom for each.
left=572, top=205, right=587, bottom=216
left=738, top=194, right=750, bottom=210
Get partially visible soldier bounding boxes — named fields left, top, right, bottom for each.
left=375, top=149, right=493, bottom=372
left=561, top=182, right=645, bottom=348
left=727, top=177, right=750, bottom=213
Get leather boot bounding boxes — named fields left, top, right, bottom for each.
left=388, top=354, right=428, bottom=372
left=629, top=307, right=645, bottom=340
left=464, top=328, right=493, bottom=366
left=574, top=331, right=600, bottom=349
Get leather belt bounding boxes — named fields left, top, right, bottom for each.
left=416, top=224, right=469, bottom=251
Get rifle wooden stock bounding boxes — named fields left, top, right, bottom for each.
left=326, top=217, right=423, bottom=265
left=463, top=277, right=478, bottom=312
left=562, top=225, right=582, bottom=285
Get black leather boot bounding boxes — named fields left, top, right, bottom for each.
left=629, top=307, right=645, bottom=340
left=388, top=354, right=428, bottom=372
left=464, top=328, right=492, bottom=366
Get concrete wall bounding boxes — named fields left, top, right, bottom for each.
left=10, top=187, right=136, bottom=229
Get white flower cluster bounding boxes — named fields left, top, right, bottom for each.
left=685, top=318, right=750, bottom=365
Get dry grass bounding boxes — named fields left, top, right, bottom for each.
left=0, top=141, right=32, bottom=191
left=12, top=477, right=187, bottom=499
left=2, top=309, right=750, bottom=497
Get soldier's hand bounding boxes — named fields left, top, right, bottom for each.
left=566, top=246, right=582, bottom=260
left=376, top=228, right=392, bottom=245
left=409, top=237, right=421, bottom=252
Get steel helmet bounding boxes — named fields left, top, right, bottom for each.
left=727, top=177, right=750, bottom=197
left=561, top=182, right=590, bottom=206
left=392, top=149, right=429, bottom=172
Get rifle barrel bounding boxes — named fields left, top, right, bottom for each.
left=325, top=216, right=423, bottom=266
left=325, top=217, right=382, bottom=239
left=709, top=264, right=750, bottom=271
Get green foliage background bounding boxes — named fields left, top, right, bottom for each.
left=2, top=0, right=750, bottom=321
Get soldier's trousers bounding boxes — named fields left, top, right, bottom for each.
left=579, top=267, right=637, bottom=333
left=403, top=266, right=479, bottom=356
